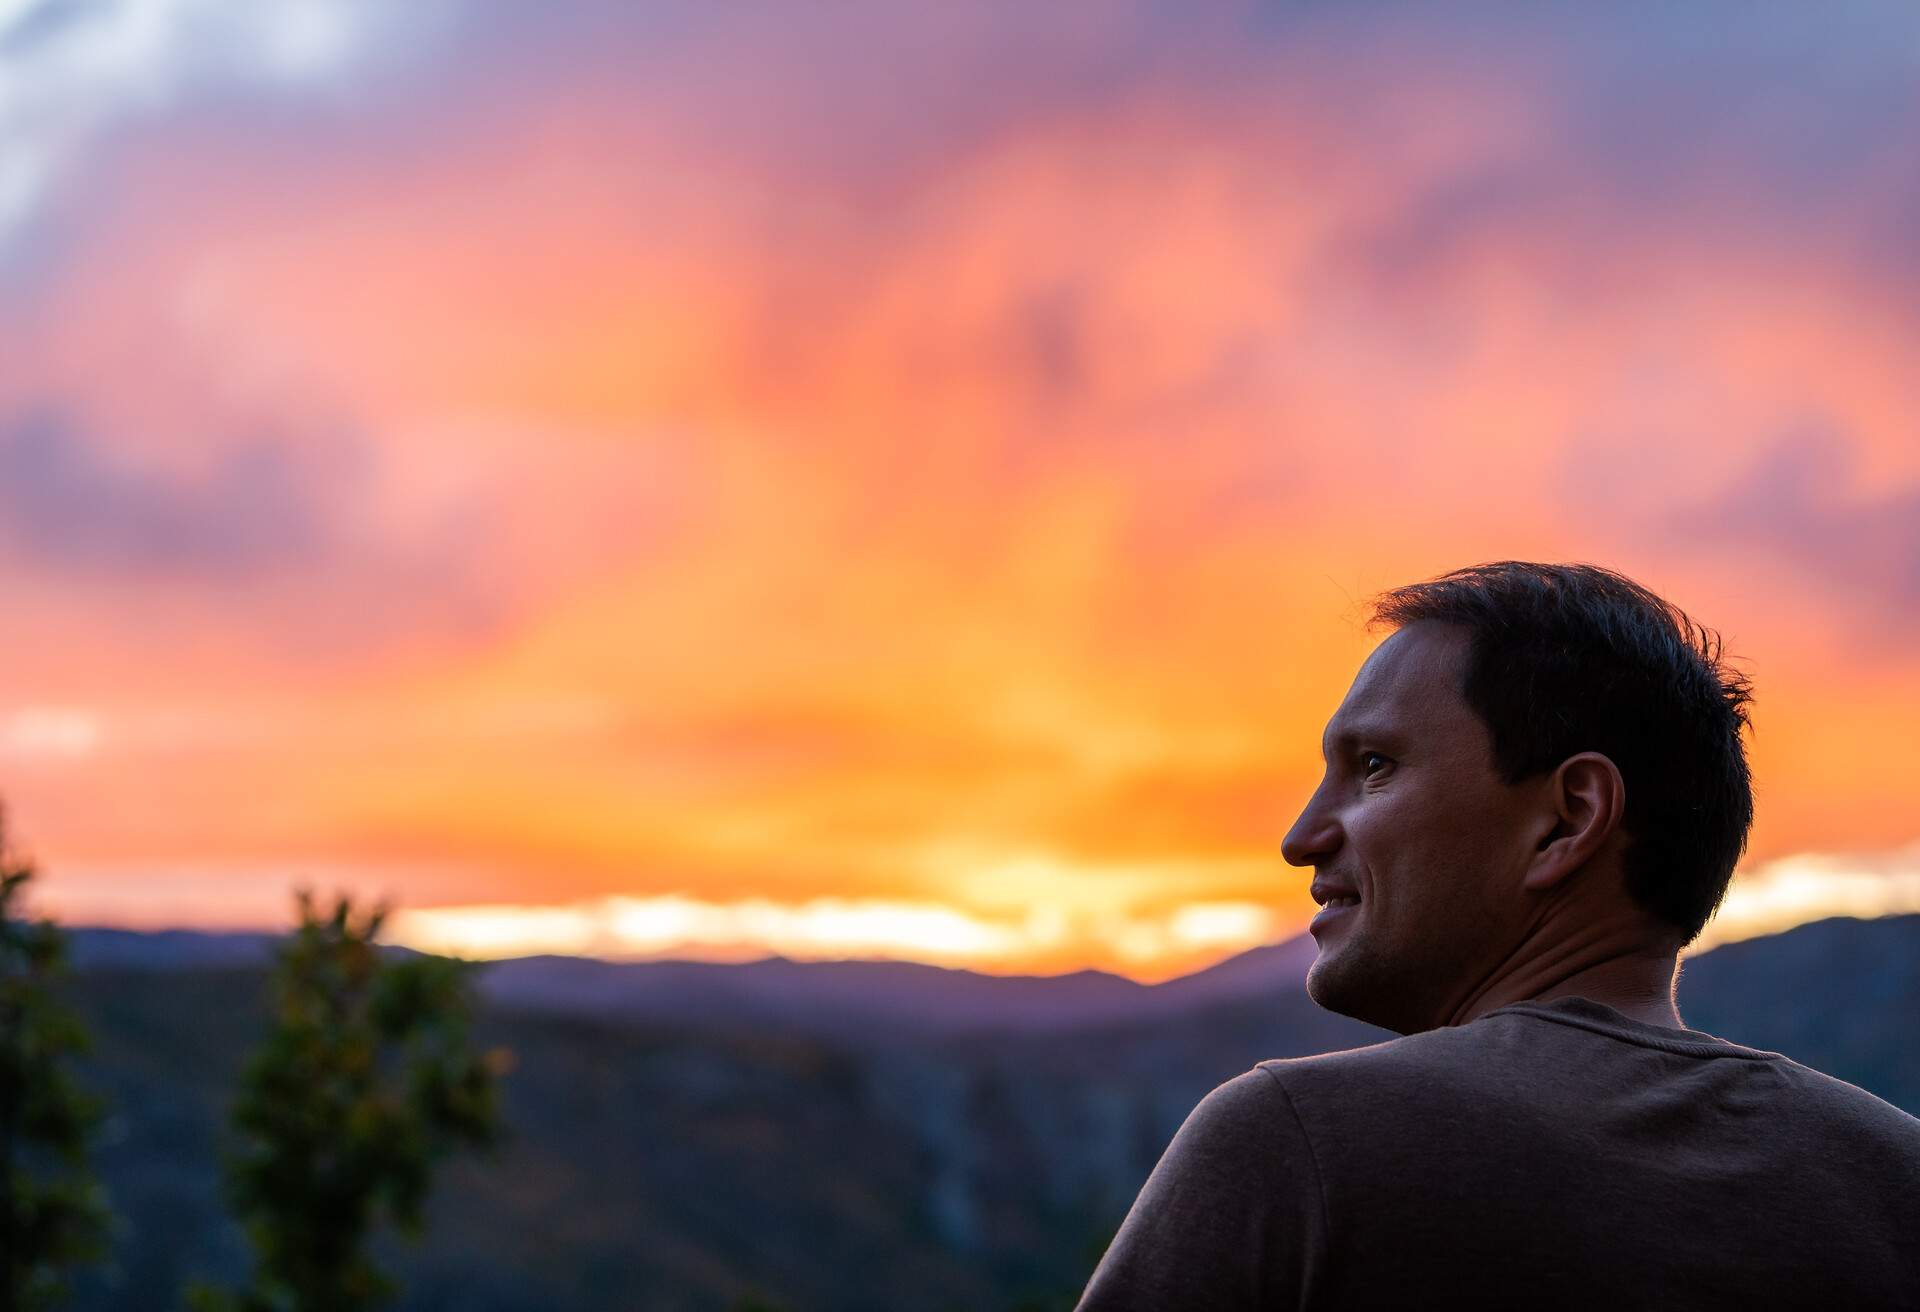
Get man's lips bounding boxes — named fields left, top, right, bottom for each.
left=1309, top=881, right=1360, bottom=933
left=1310, top=897, right=1359, bottom=933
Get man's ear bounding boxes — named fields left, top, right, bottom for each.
left=1522, top=752, right=1626, bottom=893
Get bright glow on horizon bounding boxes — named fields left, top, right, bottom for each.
left=363, top=847, right=1920, bottom=980
left=1689, top=846, right=1920, bottom=955
left=20, top=847, right=1920, bottom=982
left=383, top=895, right=1286, bottom=980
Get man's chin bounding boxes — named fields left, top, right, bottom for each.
left=1304, top=944, right=1354, bottom=1014
left=1307, top=947, right=1440, bottom=1035
left=1305, top=941, right=1388, bottom=1029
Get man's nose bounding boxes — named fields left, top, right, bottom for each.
left=1281, top=789, right=1341, bottom=868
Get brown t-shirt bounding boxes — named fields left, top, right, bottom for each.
left=1076, top=996, right=1920, bottom=1311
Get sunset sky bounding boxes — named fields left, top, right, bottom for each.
left=3, top=0, right=1918, bottom=979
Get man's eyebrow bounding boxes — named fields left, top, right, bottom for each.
left=1320, top=721, right=1398, bottom=762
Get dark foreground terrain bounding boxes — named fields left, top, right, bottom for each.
left=56, top=915, right=1920, bottom=1311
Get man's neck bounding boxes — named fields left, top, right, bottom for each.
left=1441, top=926, right=1683, bottom=1031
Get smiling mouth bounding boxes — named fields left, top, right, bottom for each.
left=1310, top=894, right=1360, bottom=932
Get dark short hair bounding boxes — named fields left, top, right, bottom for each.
left=1370, top=561, right=1754, bottom=943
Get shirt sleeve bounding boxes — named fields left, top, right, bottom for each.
left=1075, top=1065, right=1325, bottom=1312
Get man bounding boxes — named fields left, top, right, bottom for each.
left=1077, top=561, right=1920, bottom=1310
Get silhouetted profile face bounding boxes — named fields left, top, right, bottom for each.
left=1282, top=622, right=1545, bottom=1034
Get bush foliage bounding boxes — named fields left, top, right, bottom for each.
left=194, top=893, right=503, bottom=1312
left=0, top=818, right=111, bottom=1312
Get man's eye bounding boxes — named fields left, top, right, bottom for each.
left=1361, top=752, right=1392, bottom=777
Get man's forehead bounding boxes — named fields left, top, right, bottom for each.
left=1321, top=624, right=1469, bottom=745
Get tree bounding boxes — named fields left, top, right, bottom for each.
left=0, top=813, right=110, bottom=1312
left=196, top=892, right=504, bottom=1312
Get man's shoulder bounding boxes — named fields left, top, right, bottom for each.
left=1253, top=1014, right=1510, bottom=1099
left=1245, top=1005, right=1920, bottom=1152
left=1192, top=1026, right=1492, bottom=1119
left=1148, top=1026, right=1540, bottom=1197
left=1246, top=1003, right=1657, bottom=1134
left=1764, top=1051, right=1920, bottom=1145
left=1158, top=1040, right=1471, bottom=1172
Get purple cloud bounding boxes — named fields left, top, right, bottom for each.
left=0, top=407, right=341, bottom=577
left=1682, top=426, right=1920, bottom=619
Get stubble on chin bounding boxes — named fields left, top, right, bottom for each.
left=1304, top=940, right=1365, bottom=1018
left=1305, top=931, right=1406, bottom=1031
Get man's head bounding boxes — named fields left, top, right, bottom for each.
left=1281, top=562, right=1754, bottom=1034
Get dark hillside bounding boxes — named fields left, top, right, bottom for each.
left=54, top=914, right=1920, bottom=1311
left=1679, top=915, right=1920, bottom=1113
